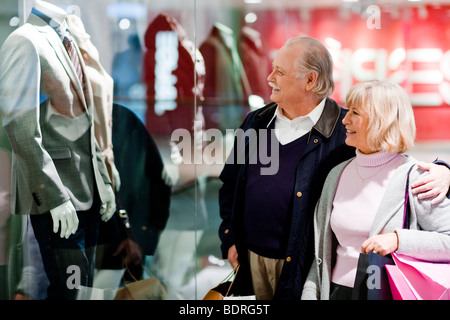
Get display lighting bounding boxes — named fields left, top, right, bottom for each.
left=9, top=16, right=20, bottom=27
left=118, top=18, right=130, bottom=30
left=245, top=12, right=258, bottom=23
left=154, top=31, right=179, bottom=115
left=324, top=37, right=341, bottom=49
left=248, top=94, right=265, bottom=111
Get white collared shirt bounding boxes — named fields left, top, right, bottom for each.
left=46, top=100, right=90, bottom=141
left=268, top=98, right=326, bottom=145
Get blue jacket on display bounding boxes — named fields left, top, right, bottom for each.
left=218, top=98, right=355, bottom=300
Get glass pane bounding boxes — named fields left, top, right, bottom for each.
left=0, top=0, right=449, bottom=302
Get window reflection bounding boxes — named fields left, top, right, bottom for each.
left=0, top=0, right=449, bottom=300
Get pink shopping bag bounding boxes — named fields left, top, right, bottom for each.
left=385, top=264, right=417, bottom=300
left=388, top=252, right=450, bottom=300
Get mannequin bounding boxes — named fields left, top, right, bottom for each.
left=199, top=23, right=250, bottom=131
left=34, top=1, right=79, bottom=239
left=66, top=14, right=118, bottom=188
left=66, top=14, right=145, bottom=291
left=33, top=0, right=115, bottom=238
left=0, top=0, right=115, bottom=299
left=34, top=0, right=66, bottom=25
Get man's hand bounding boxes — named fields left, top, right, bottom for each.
left=113, top=238, right=143, bottom=265
left=50, top=200, right=78, bottom=239
left=411, top=162, right=450, bottom=205
left=227, top=245, right=239, bottom=268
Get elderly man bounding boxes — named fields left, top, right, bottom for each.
left=218, top=37, right=450, bottom=300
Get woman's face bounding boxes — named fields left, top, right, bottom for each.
left=342, top=104, right=374, bottom=154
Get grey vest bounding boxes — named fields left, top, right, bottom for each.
left=40, top=102, right=95, bottom=211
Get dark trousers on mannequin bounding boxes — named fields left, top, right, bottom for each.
left=30, top=193, right=101, bottom=300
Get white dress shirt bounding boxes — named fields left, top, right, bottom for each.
left=46, top=100, right=90, bottom=141
left=268, top=98, right=326, bottom=145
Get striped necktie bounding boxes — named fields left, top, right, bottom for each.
left=31, top=9, right=85, bottom=93
left=62, top=31, right=84, bottom=88
left=62, top=29, right=90, bottom=109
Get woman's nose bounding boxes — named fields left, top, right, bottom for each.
left=342, top=112, right=350, bottom=125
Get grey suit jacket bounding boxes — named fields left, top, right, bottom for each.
left=301, top=155, right=450, bottom=300
left=0, top=13, right=111, bottom=215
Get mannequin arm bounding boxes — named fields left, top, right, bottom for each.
left=99, top=184, right=116, bottom=222
left=49, top=200, right=78, bottom=239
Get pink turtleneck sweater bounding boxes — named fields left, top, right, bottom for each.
left=330, top=150, right=405, bottom=288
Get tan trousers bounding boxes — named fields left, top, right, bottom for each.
left=248, top=250, right=284, bottom=300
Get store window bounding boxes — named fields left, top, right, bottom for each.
left=0, top=0, right=449, bottom=300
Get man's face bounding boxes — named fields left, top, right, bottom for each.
left=267, top=44, right=308, bottom=116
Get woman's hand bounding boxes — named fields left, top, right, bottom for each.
left=361, top=233, right=399, bottom=256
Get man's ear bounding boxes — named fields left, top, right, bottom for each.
left=305, top=72, right=318, bottom=92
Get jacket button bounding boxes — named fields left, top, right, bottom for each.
left=296, top=192, right=302, bottom=198
left=224, top=229, right=229, bottom=234
left=314, top=139, right=319, bottom=143
left=286, top=257, right=291, bottom=262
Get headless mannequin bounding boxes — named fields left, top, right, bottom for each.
left=0, top=0, right=115, bottom=300
left=34, top=0, right=66, bottom=25
left=33, top=1, right=78, bottom=239
left=33, top=0, right=115, bottom=239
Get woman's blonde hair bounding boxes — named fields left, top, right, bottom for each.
left=345, top=80, right=416, bottom=153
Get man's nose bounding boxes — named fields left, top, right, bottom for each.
left=267, top=69, right=275, bottom=82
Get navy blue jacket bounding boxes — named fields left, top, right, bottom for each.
left=218, top=98, right=355, bottom=300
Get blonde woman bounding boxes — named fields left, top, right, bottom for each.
left=301, top=80, right=450, bottom=300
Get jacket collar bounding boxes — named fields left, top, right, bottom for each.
left=313, top=98, right=342, bottom=139
left=254, top=98, right=342, bottom=139
left=27, top=13, right=91, bottom=116
left=255, top=102, right=277, bottom=123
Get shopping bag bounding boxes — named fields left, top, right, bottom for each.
left=203, top=264, right=238, bottom=300
left=114, top=262, right=168, bottom=300
left=203, top=264, right=255, bottom=300
left=385, top=264, right=417, bottom=300
left=351, top=252, right=395, bottom=300
left=385, top=164, right=450, bottom=300
left=114, top=277, right=168, bottom=300
left=387, top=252, right=450, bottom=300
left=76, top=285, right=118, bottom=300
